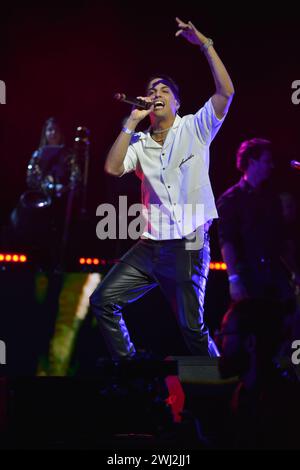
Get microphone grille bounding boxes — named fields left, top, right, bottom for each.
left=114, top=93, right=125, bottom=101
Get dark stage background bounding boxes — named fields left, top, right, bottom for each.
left=0, top=1, right=299, bottom=374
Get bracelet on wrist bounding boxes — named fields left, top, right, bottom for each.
left=122, top=126, right=134, bottom=135
left=228, top=273, right=240, bottom=283
left=200, top=38, right=214, bottom=52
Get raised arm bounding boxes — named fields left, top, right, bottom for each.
left=104, top=99, right=154, bottom=176
left=175, top=17, right=234, bottom=119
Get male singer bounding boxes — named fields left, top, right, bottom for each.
left=90, top=17, right=234, bottom=359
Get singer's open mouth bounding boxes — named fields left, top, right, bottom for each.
left=153, top=100, right=165, bottom=109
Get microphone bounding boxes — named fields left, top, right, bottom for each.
left=290, top=160, right=300, bottom=170
left=114, top=93, right=153, bottom=110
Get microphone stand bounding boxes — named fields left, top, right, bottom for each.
left=75, top=126, right=90, bottom=218
left=57, top=184, right=76, bottom=273
left=56, top=127, right=90, bottom=273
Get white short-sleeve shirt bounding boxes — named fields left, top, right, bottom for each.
left=121, top=98, right=226, bottom=240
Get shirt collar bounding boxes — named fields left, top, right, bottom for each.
left=144, top=114, right=181, bottom=149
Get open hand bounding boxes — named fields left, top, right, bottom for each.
left=175, top=17, right=208, bottom=47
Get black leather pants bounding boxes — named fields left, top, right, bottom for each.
left=90, top=234, right=218, bottom=359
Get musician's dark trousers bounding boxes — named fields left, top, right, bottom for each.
left=90, top=234, right=218, bottom=359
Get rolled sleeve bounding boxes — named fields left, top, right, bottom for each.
left=120, top=144, right=138, bottom=177
left=193, top=98, right=226, bottom=145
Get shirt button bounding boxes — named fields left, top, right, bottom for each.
left=167, top=185, right=171, bottom=188
left=162, top=167, right=165, bottom=170
left=162, top=153, right=165, bottom=156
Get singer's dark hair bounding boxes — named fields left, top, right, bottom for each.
left=236, top=138, right=272, bottom=173
left=145, top=74, right=180, bottom=103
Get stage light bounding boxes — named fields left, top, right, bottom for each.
left=0, top=253, right=27, bottom=263
left=78, top=257, right=109, bottom=266
left=77, top=258, right=226, bottom=271
left=209, top=262, right=227, bottom=271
